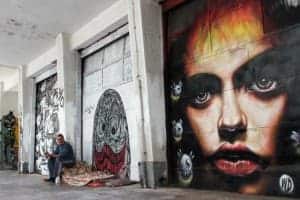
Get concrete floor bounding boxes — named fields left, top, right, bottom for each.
left=0, top=170, right=294, bottom=200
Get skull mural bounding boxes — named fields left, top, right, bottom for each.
left=177, top=150, right=194, bottom=186
left=93, top=89, right=130, bottom=178
left=170, top=80, right=183, bottom=102
left=172, top=118, right=183, bottom=142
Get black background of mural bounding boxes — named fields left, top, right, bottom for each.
left=165, top=0, right=300, bottom=197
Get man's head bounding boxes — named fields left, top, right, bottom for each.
left=56, top=134, right=65, bottom=145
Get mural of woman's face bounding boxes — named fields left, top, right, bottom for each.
left=183, top=3, right=288, bottom=193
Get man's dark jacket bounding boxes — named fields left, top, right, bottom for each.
left=54, top=142, right=75, bottom=164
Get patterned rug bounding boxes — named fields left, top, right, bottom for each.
left=62, top=162, right=115, bottom=187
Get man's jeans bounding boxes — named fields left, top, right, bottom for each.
left=48, top=157, right=74, bottom=179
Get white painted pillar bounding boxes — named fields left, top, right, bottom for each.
left=56, top=33, right=82, bottom=160
left=128, top=0, right=167, bottom=187
left=19, top=65, right=35, bottom=173
left=0, top=82, right=4, bottom=166
left=0, top=82, right=3, bottom=119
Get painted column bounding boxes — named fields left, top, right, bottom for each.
left=56, top=33, right=82, bottom=160
left=128, top=0, right=167, bottom=188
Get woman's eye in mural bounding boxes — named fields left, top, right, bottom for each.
left=185, top=74, right=221, bottom=108
left=192, top=91, right=211, bottom=106
left=247, top=76, right=279, bottom=94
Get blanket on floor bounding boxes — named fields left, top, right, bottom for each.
left=62, top=162, right=115, bottom=187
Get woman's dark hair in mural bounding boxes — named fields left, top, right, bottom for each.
left=167, top=0, right=300, bottom=196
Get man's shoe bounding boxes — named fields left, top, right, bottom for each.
left=44, top=178, right=54, bottom=183
left=55, top=176, right=61, bottom=185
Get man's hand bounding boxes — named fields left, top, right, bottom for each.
left=45, top=152, right=50, bottom=159
left=45, top=152, right=56, bottom=159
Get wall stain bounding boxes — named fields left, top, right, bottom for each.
left=0, top=18, right=56, bottom=40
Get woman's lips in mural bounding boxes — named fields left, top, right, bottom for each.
left=210, top=143, right=264, bottom=177
left=214, top=159, right=260, bottom=176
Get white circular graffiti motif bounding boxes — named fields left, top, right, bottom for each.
left=172, top=118, right=183, bottom=142
left=177, top=150, right=194, bottom=186
left=279, top=174, right=295, bottom=194
left=170, top=80, right=183, bottom=101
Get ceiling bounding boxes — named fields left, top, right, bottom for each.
left=0, top=0, right=117, bottom=67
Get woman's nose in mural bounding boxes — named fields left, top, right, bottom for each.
left=218, top=89, right=247, bottom=143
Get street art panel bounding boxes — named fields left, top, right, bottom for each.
left=35, top=74, right=64, bottom=175
left=93, top=89, right=130, bottom=177
left=165, top=0, right=300, bottom=197
left=82, top=34, right=132, bottom=177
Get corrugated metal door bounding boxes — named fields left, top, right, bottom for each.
left=82, top=34, right=132, bottom=177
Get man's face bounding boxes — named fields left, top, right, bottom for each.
left=56, top=136, right=64, bottom=145
left=184, top=10, right=288, bottom=178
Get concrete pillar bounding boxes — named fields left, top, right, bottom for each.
left=128, top=0, right=167, bottom=188
left=0, top=82, right=3, bottom=119
left=0, top=82, right=4, bottom=166
left=56, top=33, right=82, bottom=160
left=18, top=65, right=35, bottom=173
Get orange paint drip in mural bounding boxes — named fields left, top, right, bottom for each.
left=185, top=0, right=265, bottom=71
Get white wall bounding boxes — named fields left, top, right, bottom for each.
left=0, top=69, right=19, bottom=119
left=1, top=91, right=18, bottom=116
left=0, top=82, right=3, bottom=118
left=70, top=0, right=128, bottom=50
left=20, top=0, right=167, bottom=186
left=21, top=0, right=135, bottom=175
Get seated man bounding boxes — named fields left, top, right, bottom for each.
left=44, top=133, right=75, bottom=183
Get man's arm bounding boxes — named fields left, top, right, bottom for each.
left=53, top=143, right=74, bottom=159
left=47, top=145, right=60, bottom=158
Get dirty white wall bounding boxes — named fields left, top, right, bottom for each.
left=1, top=91, right=18, bottom=116
left=20, top=0, right=136, bottom=176
left=20, top=0, right=167, bottom=185
left=0, top=82, right=3, bottom=118
left=0, top=70, right=19, bottom=118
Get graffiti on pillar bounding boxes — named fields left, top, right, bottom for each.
left=165, top=0, right=300, bottom=197
left=1, top=111, right=18, bottom=168
left=35, top=74, right=64, bottom=175
left=93, top=89, right=130, bottom=178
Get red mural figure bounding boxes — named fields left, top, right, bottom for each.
left=93, top=89, right=130, bottom=177
left=166, top=0, right=300, bottom=197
